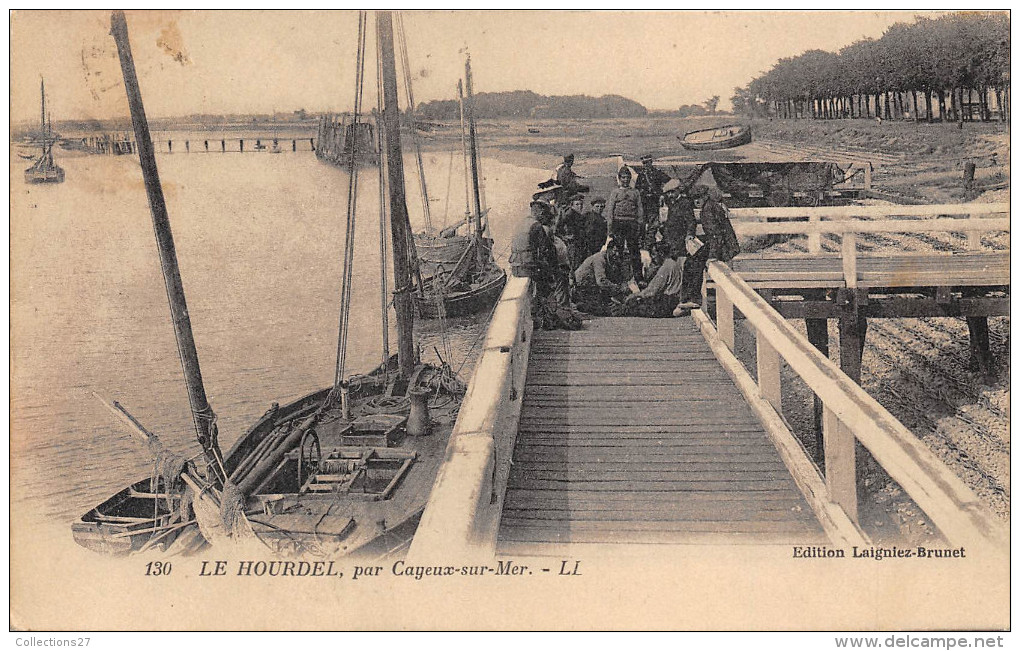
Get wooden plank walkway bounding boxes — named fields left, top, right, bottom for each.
left=497, top=317, right=826, bottom=554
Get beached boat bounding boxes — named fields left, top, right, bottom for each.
left=679, top=124, right=752, bottom=151
left=24, top=79, right=64, bottom=184
left=74, top=11, right=468, bottom=559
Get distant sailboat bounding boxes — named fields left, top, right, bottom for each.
left=24, top=79, right=64, bottom=184
left=411, top=55, right=507, bottom=318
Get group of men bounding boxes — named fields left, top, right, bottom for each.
left=510, top=153, right=740, bottom=326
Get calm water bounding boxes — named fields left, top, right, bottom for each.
left=10, top=140, right=543, bottom=538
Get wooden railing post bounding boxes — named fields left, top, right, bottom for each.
left=840, top=231, right=858, bottom=288
left=823, top=406, right=859, bottom=523
left=807, top=213, right=821, bottom=253
left=756, top=334, right=782, bottom=411
left=967, top=212, right=982, bottom=250
left=717, top=291, right=735, bottom=350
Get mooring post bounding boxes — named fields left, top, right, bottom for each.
left=966, top=316, right=994, bottom=376
left=964, top=161, right=976, bottom=199
left=805, top=316, right=829, bottom=465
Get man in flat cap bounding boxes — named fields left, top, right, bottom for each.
left=634, top=154, right=672, bottom=249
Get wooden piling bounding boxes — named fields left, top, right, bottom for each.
left=837, top=288, right=870, bottom=509
left=805, top=317, right=829, bottom=464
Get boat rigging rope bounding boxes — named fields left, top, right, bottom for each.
left=395, top=11, right=433, bottom=233
left=375, top=22, right=391, bottom=372
left=332, top=10, right=369, bottom=397
left=442, top=146, right=455, bottom=228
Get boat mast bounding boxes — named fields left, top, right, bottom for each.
left=464, top=56, right=484, bottom=240
left=110, top=11, right=226, bottom=485
left=458, top=80, right=471, bottom=226
left=40, top=78, right=46, bottom=153
left=377, top=10, right=416, bottom=379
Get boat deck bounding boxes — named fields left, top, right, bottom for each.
left=496, top=317, right=826, bottom=555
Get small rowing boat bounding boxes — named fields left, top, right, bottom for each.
left=679, top=124, right=751, bottom=151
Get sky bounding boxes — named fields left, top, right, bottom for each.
left=10, top=10, right=942, bottom=123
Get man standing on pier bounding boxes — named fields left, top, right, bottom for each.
left=582, top=196, right=608, bottom=260
left=605, top=166, right=644, bottom=278
left=678, top=186, right=740, bottom=311
left=635, top=154, right=672, bottom=247
left=556, top=195, right=588, bottom=271
left=510, top=200, right=559, bottom=298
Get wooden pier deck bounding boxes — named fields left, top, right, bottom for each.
left=497, top=316, right=827, bottom=554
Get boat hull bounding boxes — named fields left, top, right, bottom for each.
left=414, top=266, right=507, bottom=318
left=24, top=166, right=64, bottom=184
left=71, top=479, right=185, bottom=555
left=679, top=125, right=752, bottom=151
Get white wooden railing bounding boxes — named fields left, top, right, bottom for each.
left=695, top=261, right=1008, bottom=558
left=407, top=277, right=533, bottom=562
left=727, top=203, right=1009, bottom=288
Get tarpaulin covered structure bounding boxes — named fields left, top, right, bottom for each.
left=659, top=162, right=845, bottom=207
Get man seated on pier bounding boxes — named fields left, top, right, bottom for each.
left=620, top=241, right=682, bottom=318
left=573, top=239, right=632, bottom=316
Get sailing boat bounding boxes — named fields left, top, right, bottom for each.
left=411, top=55, right=507, bottom=318
left=73, top=11, right=467, bottom=558
left=24, top=79, right=65, bottom=184
left=270, top=109, right=282, bottom=154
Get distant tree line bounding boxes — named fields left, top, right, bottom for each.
left=732, top=12, right=1009, bottom=122
left=415, top=90, right=647, bottom=120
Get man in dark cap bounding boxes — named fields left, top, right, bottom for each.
left=537, top=153, right=589, bottom=207
left=573, top=238, right=632, bottom=316
left=582, top=196, right=608, bottom=260
left=678, top=185, right=741, bottom=310
left=510, top=200, right=559, bottom=300
left=635, top=154, right=673, bottom=248
left=556, top=194, right=588, bottom=271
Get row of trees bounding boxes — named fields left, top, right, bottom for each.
left=732, top=12, right=1009, bottom=122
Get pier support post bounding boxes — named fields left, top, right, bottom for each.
left=805, top=317, right=829, bottom=465
left=966, top=316, right=994, bottom=377
left=838, top=287, right=871, bottom=508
